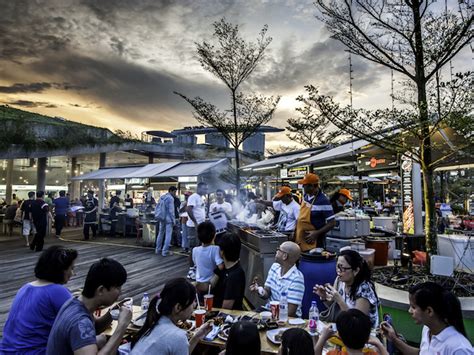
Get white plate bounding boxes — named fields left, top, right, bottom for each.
left=266, top=328, right=289, bottom=345
left=131, top=317, right=146, bottom=328
left=288, top=318, right=305, bottom=326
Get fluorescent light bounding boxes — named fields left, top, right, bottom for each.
left=313, top=163, right=354, bottom=171
left=369, top=173, right=390, bottom=178
left=253, top=164, right=280, bottom=171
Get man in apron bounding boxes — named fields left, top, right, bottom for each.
left=295, top=173, right=336, bottom=252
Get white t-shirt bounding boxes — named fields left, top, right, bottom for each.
left=192, top=245, right=224, bottom=283
left=273, top=200, right=300, bottom=232
left=209, top=201, right=232, bottom=215
left=186, top=193, right=206, bottom=227
left=420, top=325, right=473, bottom=355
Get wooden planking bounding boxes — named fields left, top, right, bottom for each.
left=0, top=232, right=189, bottom=335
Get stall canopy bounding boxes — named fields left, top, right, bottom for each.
left=122, top=162, right=179, bottom=178
left=72, top=159, right=230, bottom=180
left=289, top=139, right=369, bottom=168
left=241, top=146, right=328, bottom=172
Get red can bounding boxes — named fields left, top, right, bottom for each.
left=270, top=301, right=280, bottom=320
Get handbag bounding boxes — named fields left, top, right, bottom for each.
left=319, top=300, right=341, bottom=323
left=319, top=278, right=341, bottom=323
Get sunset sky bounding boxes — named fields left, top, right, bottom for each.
left=0, top=0, right=470, bottom=148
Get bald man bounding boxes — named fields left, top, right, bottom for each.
left=249, top=241, right=305, bottom=317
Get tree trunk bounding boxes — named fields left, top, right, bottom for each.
left=232, top=90, right=240, bottom=191
left=412, top=0, right=436, bottom=257
left=422, top=165, right=437, bottom=255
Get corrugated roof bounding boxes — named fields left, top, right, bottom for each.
left=241, top=147, right=327, bottom=170
left=122, top=162, right=180, bottom=178
left=158, top=159, right=229, bottom=177
left=289, top=140, right=369, bottom=167
left=72, top=166, right=141, bottom=180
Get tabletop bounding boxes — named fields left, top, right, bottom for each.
left=103, top=306, right=329, bottom=355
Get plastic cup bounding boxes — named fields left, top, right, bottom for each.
left=270, top=301, right=280, bottom=320
left=204, top=294, right=214, bottom=312
left=260, top=311, right=272, bottom=322
left=194, top=309, right=206, bottom=327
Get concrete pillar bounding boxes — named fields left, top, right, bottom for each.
left=70, top=157, right=81, bottom=199
left=98, top=152, right=106, bottom=212
left=5, top=159, right=14, bottom=204
left=412, top=162, right=423, bottom=236
left=36, top=157, right=47, bottom=192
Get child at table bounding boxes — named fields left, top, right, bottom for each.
left=219, top=321, right=260, bottom=355
left=279, top=328, right=315, bottom=354
left=192, top=221, right=224, bottom=293
left=314, top=309, right=388, bottom=355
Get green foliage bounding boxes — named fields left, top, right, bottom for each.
left=0, top=105, right=136, bottom=152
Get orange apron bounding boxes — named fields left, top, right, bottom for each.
left=295, top=197, right=317, bottom=252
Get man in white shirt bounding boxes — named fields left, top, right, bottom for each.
left=209, top=189, right=232, bottom=239
left=186, top=182, right=208, bottom=280
left=272, top=186, right=300, bottom=234
left=249, top=241, right=305, bottom=317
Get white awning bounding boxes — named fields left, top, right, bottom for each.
left=72, top=167, right=141, bottom=180
left=157, top=159, right=229, bottom=177
left=289, top=140, right=369, bottom=167
left=122, top=162, right=180, bottom=178
left=241, top=147, right=328, bottom=171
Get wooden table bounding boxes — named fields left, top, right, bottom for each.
left=103, top=307, right=321, bottom=355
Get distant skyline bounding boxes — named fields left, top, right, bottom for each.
left=0, top=0, right=470, bottom=148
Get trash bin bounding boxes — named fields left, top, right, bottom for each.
left=298, top=252, right=337, bottom=318
left=366, top=237, right=391, bottom=266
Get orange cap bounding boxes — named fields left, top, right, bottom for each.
left=339, top=188, right=353, bottom=201
left=275, top=186, right=292, bottom=198
left=297, top=173, right=320, bottom=185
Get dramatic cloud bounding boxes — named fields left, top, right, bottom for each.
left=0, top=82, right=83, bottom=93
left=0, top=0, right=470, bottom=147
left=4, top=100, right=58, bottom=108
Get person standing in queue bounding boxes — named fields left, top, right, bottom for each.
left=109, top=190, right=121, bottom=237
left=295, top=173, right=335, bottom=251
left=330, top=188, right=353, bottom=214
left=83, top=190, right=98, bottom=240
left=30, top=191, right=49, bottom=252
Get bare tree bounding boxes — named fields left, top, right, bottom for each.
left=286, top=93, right=348, bottom=147
left=312, top=0, right=473, bottom=255
left=175, top=19, right=280, bottom=189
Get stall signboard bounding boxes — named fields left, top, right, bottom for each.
left=357, top=153, right=398, bottom=172
left=280, top=166, right=308, bottom=179
left=401, top=155, right=414, bottom=234
left=125, top=178, right=148, bottom=185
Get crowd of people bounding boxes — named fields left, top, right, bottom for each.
left=1, top=243, right=472, bottom=354
left=1, top=173, right=473, bottom=354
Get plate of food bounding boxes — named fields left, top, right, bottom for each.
left=267, top=328, right=289, bottom=345
left=177, top=319, right=196, bottom=331
left=217, top=327, right=230, bottom=341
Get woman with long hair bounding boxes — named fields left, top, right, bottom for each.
left=313, top=249, right=379, bottom=327
left=131, top=278, right=212, bottom=354
left=219, top=321, right=260, bottom=355
left=381, top=281, right=472, bottom=354
left=0, top=245, right=78, bottom=354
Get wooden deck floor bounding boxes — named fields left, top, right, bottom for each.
left=0, top=229, right=189, bottom=335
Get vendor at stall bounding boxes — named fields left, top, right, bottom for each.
left=295, top=173, right=335, bottom=251
left=330, top=188, right=353, bottom=214
left=272, top=186, right=300, bottom=234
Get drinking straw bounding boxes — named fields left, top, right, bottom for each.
left=196, top=294, right=201, bottom=309
left=208, top=285, right=211, bottom=296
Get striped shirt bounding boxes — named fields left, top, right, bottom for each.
left=265, top=263, right=305, bottom=317
left=304, top=191, right=335, bottom=229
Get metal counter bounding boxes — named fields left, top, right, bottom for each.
left=228, top=222, right=289, bottom=309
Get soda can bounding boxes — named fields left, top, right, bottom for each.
left=270, top=301, right=280, bottom=320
